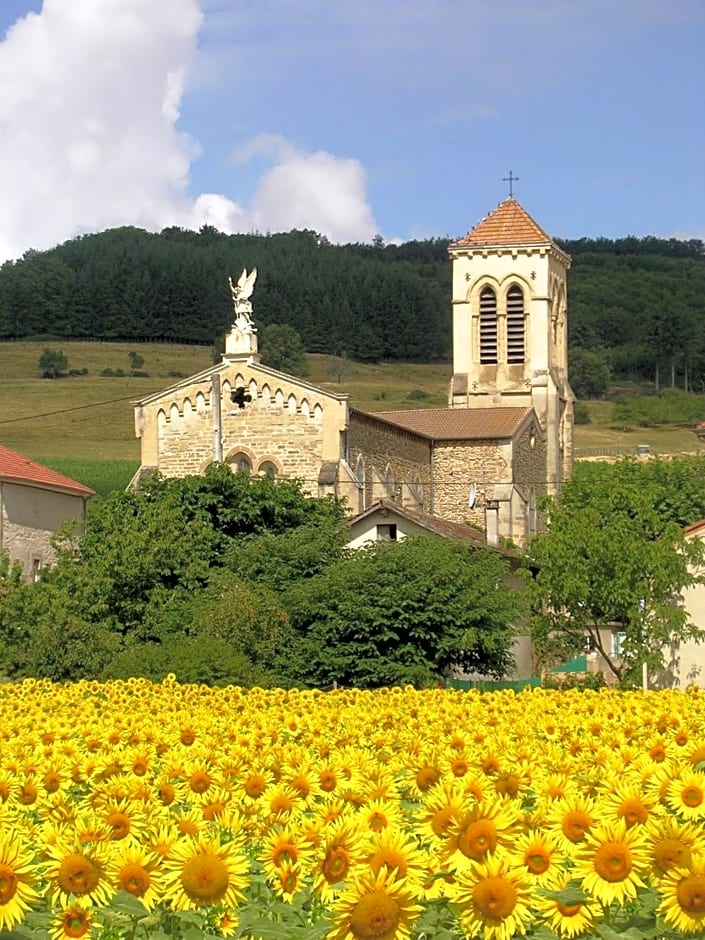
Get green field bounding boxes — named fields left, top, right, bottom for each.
left=1, top=341, right=702, bottom=494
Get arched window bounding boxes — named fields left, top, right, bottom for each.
left=259, top=461, right=278, bottom=478
left=479, top=287, right=498, bottom=364
left=228, top=453, right=252, bottom=473
left=506, top=285, right=525, bottom=363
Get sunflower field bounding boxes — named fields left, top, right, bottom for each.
left=1, top=679, right=705, bottom=939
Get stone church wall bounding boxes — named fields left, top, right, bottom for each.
left=512, top=424, right=549, bottom=506
left=432, top=441, right=507, bottom=526
left=348, top=413, right=432, bottom=509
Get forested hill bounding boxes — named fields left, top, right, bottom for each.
left=0, top=227, right=702, bottom=376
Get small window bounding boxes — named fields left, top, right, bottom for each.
left=259, top=461, right=277, bottom=478
left=377, top=524, right=397, bottom=541
left=506, top=285, right=525, bottom=363
left=228, top=453, right=252, bottom=473
left=479, top=287, right=498, bottom=364
left=611, top=631, right=626, bottom=657
left=32, top=558, right=42, bottom=583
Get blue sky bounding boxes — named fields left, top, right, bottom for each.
left=0, top=0, right=703, bottom=261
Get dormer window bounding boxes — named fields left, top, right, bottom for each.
left=506, top=285, right=525, bottom=363
left=479, top=287, right=498, bottom=364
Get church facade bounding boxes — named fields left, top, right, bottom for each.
left=133, top=198, right=573, bottom=548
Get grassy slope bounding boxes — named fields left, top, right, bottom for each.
left=0, top=342, right=701, bottom=487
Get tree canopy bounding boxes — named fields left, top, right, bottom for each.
left=526, top=457, right=705, bottom=686
left=0, top=227, right=702, bottom=380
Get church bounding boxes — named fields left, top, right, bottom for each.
left=133, top=196, right=574, bottom=548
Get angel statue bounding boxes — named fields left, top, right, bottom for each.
left=228, top=268, right=258, bottom=333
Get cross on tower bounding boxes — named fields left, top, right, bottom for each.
left=502, top=170, right=519, bottom=198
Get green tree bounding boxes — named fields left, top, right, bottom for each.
left=526, top=459, right=705, bottom=687
left=38, top=347, right=68, bottom=378
left=569, top=347, right=612, bottom=399
left=280, top=536, right=524, bottom=688
left=259, top=322, right=309, bottom=375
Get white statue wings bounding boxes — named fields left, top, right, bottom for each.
left=228, top=268, right=258, bottom=333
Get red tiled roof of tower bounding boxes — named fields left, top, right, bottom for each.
left=452, top=197, right=553, bottom=247
left=0, top=444, right=94, bottom=496
left=359, top=406, right=533, bottom=440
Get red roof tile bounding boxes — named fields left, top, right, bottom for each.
left=452, top=197, right=553, bottom=248
left=0, top=445, right=94, bottom=496
left=357, top=407, right=533, bottom=441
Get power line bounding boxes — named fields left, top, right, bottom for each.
left=0, top=396, right=136, bottom=426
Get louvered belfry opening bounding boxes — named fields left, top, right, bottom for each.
left=479, top=286, right=498, bottom=364
left=506, top=285, right=525, bottom=363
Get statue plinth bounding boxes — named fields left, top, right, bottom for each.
left=225, top=328, right=258, bottom=357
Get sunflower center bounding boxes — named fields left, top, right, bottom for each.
left=0, top=865, right=18, bottom=904
left=158, top=784, right=176, bottom=805
left=190, top=772, right=212, bottom=794
left=181, top=853, right=230, bottom=904
left=525, top=849, right=550, bottom=874
left=369, top=850, right=407, bottom=878
left=415, top=766, right=440, bottom=791
left=472, top=875, right=518, bottom=921
left=44, top=772, right=61, bottom=793
left=556, top=902, right=582, bottom=917
left=653, top=838, right=691, bottom=873
left=561, top=810, right=593, bottom=843
left=677, top=874, right=705, bottom=914
left=19, top=782, right=37, bottom=805
left=57, top=854, right=101, bottom=897
left=682, top=786, right=704, bottom=808
left=349, top=890, right=401, bottom=939
left=273, top=843, right=298, bottom=867
left=119, top=862, right=151, bottom=896
left=431, top=808, right=455, bottom=837
left=619, top=799, right=649, bottom=827
left=369, top=813, right=388, bottom=832
left=323, top=847, right=350, bottom=883
left=320, top=771, right=337, bottom=792
left=107, top=812, right=131, bottom=840
left=458, top=819, right=497, bottom=860
left=62, top=911, right=90, bottom=938
left=244, top=775, right=266, bottom=798
left=593, top=842, right=632, bottom=882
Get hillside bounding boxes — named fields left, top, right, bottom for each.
left=0, top=227, right=702, bottom=386
left=0, top=343, right=701, bottom=475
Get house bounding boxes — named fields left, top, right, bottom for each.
left=346, top=498, right=533, bottom=679
left=0, top=444, right=94, bottom=581
left=133, top=196, right=573, bottom=548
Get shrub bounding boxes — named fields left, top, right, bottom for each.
left=573, top=401, right=591, bottom=425
left=38, top=348, right=68, bottom=378
left=407, top=388, right=429, bottom=400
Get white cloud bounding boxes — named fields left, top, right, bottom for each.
left=0, top=0, right=378, bottom=261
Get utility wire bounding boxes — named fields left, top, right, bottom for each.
left=0, top=396, right=136, bottom=425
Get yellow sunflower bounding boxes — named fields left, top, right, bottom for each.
left=312, top=817, right=368, bottom=901
left=658, top=855, right=705, bottom=934
left=442, top=796, right=521, bottom=872
left=49, top=899, right=98, bottom=940
left=600, top=781, right=657, bottom=829
left=417, top=780, right=468, bottom=845
left=45, top=840, right=114, bottom=909
left=449, top=854, right=536, bottom=940
left=162, top=834, right=249, bottom=911
left=0, top=830, right=41, bottom=933
left=545, top=794, right=597, bottom=853
left=509, top=829, right=565, bottom=888
left=364, top=828, right=427, bottom=884
left=533, top=877, right=604, bottom=938
left=666, top=769, right=705, bottom=820
left=328, top=868, right=423, bottom=940
left=109, top=845, right=164, bottom=911
left=645, top=816, right=705, bottom=880
left=260, top=824, right=315, bottom=882
left=573, top=819, right=648, bottom=907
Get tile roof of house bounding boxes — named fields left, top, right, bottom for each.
left=451, top=197, right=554, bottom=248
left=348, top=499, right=517, bottom=558
left=0, top=445, right=94, bottom=496
left=361, top=406, right=533, bottom=441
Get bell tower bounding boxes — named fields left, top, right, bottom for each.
left=448, top=195, right=574, bottom=491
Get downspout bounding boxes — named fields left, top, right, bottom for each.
left=212, top=374, right=223, bottom=464
left=429, top=441, right=435, bottom=514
